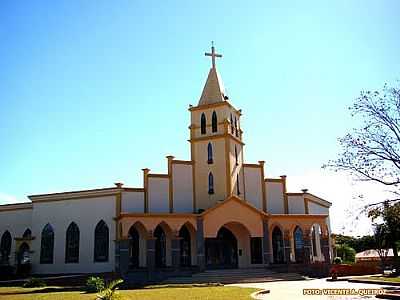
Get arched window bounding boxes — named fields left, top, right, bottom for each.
left=212, top=111, right=218, bottom=132
left=0, top=231, right=12, bottom=263
left=208, top=172, right=214, bottom=194
left=294, top=226, right=304, bottom=263
left=40, top=224, right=54, bottom=264
left=235, top=146, right=238, bottom=166
left=230, top=113, right=234, bottom=133
left=272, top=227, right=285, bottom=263
left=129, top=226, right=140, bottom=268
left=94, top=220, right=109, bottom=262
left=201, top=113, right=206, bottom=134
left=207, top=142, right=213, bottom=164
left=65, top=222, right=80, bottom=263
left=311, top=226, right=317, bottom=257
left=23, top=228, right=32, bottom=239
left=236, top=174, right=240, bottom=195
left=179, top=225, right=191, bottom=267
left=154, top=225, right=167, bottom=268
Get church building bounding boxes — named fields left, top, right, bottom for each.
left=0, top=46, right=333, bottom=276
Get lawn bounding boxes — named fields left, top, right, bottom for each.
left=366, top=276, right=400, bottom=283
left=0, top=285, right=258, bottom=300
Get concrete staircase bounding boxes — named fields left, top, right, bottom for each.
left=162, top=268, right=305, bottom=284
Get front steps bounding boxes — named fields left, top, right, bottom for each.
left=161, top=268, right=305, bottom=284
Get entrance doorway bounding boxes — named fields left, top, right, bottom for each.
left=205, top=227, right=238, bottom=269
left=128, top=226, right=140, bottom=269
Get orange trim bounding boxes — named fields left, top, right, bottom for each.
left=118, top=212, right=196, bottom=220
left=167, top=155, right=174, bottom=213
left=147, top=174, right=169, bottom=178
left=142, top=168, right=150, bottom=213
left=304, top=198, right=309, bottom=214
left=305, top=197, right=330, bottom=209
left=200, top=195, right=269, bottom=218
left=189, top=133, right=245, bottom=145
left=265, top=178, right=283, bottom=183
left=172, top=160, right=194, bottom=165
left=188, top=101, right=242, bottom=115
left=0, top=203, right=33, bottom=211
left=281, top=175, right=288, bottom=214
left=259, top=161, right=267, bottom=212
left=243, top=163, right=261, bottom=168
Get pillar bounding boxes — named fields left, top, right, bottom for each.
left=196, top=217, right=205, bottom=271
left=115, top=239, right=130, bottom=274
left=303, top=230, right=312, bottom=264
left=171, top=233, right=182, bottom=270
left=262, top=220, right=271, bottom=265
left=284, top=230, right=291, bottom=264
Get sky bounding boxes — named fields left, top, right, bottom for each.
left=0, top=1, right=399, bottom=236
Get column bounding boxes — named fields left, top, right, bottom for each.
left=196, top=217, right=205, bottom=271
left=171, top=232, right=182, bottom=270
left=284, top=230, right=291, bottom=264
left=303, top=230, right=312, bottom=264
left=115, top=239, right=130, bottom=274
left=262, top=220, right=271, bottom=265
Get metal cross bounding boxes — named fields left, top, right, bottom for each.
left=205, top=41, right=222, bottom=69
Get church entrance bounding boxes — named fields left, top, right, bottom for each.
left=179, top=226, right=191, bottom=267
left=154, top=225, right=167, bottom=268
left=205, top=227, right=238, bottom=269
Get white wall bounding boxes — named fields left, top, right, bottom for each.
left=243, top=167, right=263, bottom=210
left=0, top=208, right=32, bottom=266
left=31, top=195, right=116, bottom=274
left=121, top=191, right=144, bottom=213
left=266, top=182, right=284, bottom=214
left=148, top=177, right=169, bottom=213
left=172, top=164, right=193, bottom=213
left=308, top=201, right=329, bottom=214
left=288, top=195, right=305, bottom=214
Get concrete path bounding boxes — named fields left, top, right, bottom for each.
left=231, top=278, right=399, bottom=299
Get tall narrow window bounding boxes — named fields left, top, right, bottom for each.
left=251, top=237, right=262, bottom=264
left=40, top=224, right=54, bottom=264
left=208, top=172, right=214, bottom=194
left=230, top=113, right=234, bottom=133
left=94, top=220, right=109, bottom=262
left=207, top=143, right=213, bottom=164
left=65, top=222, right=80, bottom=263
left=234, top=117, right=239, bottom=137
left=211, top=111, right=218, bottom=132
left=0, top=231, right=12, bottom=264
left=236, top=174, right=241, bottom=195
left=235, top=146, right=238, bottom=166
left=201, top=113, right=206, bottom=135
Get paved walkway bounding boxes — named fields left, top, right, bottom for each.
left=231, top=278, right=399, bottom=299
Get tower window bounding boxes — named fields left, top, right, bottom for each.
left=40, top=224, right=54, bottom=264
left=212, top=111, right=218, bottom=132
left=208, top=172, right=214, bottom=194
left=237, top=174, right=241, bottom=195
left=235, top=117, right=239, bottom=137
left=207, top=142, right=213, bottom=164
left=201, top=113, right=206, bottom=135
left=230, top=114, right=234, bottom=134
left=235, top=145, right=239, bottom=166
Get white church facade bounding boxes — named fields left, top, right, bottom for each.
left=0, top=46, right=333, bottom=277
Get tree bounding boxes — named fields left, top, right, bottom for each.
left=373, top=223, right=391, bottom=273
left=325, top=83, right=400, bottom=273
left=335, top=244, right=356, bottom=263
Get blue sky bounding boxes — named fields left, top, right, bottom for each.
left=0, top=1, right=399, bottom=235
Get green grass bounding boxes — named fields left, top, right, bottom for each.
left=363, top=276, right=400, bottom=283
left=0, top=285, right=258, bottom=300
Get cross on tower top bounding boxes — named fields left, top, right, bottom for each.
left=205, top=41, right=222, bottom=69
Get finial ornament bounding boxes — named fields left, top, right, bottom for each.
left=205, top=42, right=222, bottom=69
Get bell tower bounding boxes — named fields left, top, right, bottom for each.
left=189, top=44, right=245, bottom=212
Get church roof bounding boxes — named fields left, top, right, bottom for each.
left=198, top=67, right=226, bottom=105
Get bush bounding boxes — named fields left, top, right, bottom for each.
left=86, top=276, right=105, bottom=293
left=333, top=257, right=342, bottom=264
left=23, top=277, right=46, bottom=288
left=336, top=244, right=356, bottom=263
left=96, top=279, right=124, bottom=300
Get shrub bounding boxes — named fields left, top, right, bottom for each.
left=23, top=277, right=46, bottom=288
left=86, top=276, right=105, bottom=293
left=333, top=257, right=342, bottom=264
left=336, top=244, right=356, bottom=263
left=96, top=279, right=124, bottom=300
